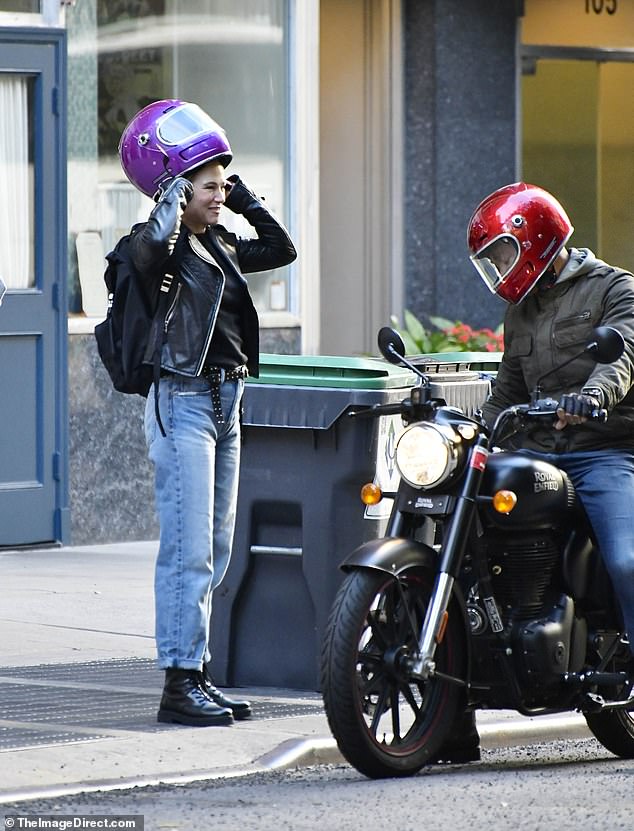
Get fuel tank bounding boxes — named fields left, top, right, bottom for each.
left=481, top=451, right=577, bottom=531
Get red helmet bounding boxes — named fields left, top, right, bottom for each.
left=467, top=182, right=573, bottom=304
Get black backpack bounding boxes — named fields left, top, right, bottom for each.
left=94, top=229, right=177, bottom=436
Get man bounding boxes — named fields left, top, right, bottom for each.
left=446, top=181, right=634, bottom=760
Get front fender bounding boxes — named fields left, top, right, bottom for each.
left=342, top=535, right=472, bottom=691
left=341, top=536, right=437, bottom=576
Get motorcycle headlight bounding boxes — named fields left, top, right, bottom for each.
left=395, top=423, right=460, bottom=489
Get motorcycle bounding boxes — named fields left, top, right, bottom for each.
left=321, top=324, right=634, bottom=779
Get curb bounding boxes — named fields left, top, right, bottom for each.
left=477, top=713, right=591, bottom=749
left=257, top=713, right=592, bottom=770
left=0, top=715, right=591, bottom=806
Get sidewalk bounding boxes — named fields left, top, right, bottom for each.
left=0, top=541, right=590, bottom=805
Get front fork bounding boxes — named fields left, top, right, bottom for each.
left=410, top=436, right=489, bottom=679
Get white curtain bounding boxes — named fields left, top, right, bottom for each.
left=0, top=75, right=32, bottom=289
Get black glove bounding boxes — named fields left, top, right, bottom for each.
left=155, top=176, right=194, bottom=208
left=557, top=393, right=602, bottom=419
left=223, top=174, right=261, bottom=215
left=132, top=177, right=194, bottom=272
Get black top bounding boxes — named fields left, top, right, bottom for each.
left=198, top=233, right=248, bottom=370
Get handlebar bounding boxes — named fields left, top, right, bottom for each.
left=348, top=388, right=444, bottom=421
left=349, top=394, right=608, bottom=438
left=348, top=401, right=414, bottom=419
left=515, top=397, right=608, bottom=424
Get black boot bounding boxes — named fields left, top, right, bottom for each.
left=158, top=668, right=234, bottom=726
left=201, top=665, right=252, bottom=720
left=428, top=709, right=481, bottom=764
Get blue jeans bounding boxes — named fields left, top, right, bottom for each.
left=520, top=448, right=634, bottom=654
left=144, top=373, right=244, bottom=670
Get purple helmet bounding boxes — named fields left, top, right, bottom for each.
left=119, top=99, right=232, bottom=198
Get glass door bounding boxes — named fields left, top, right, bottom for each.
left=522, top=59, right=634, bottom=273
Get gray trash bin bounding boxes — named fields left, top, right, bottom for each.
left=208, top=352, right=499, bottom=691
left=209, top=354, right=416, bottom=691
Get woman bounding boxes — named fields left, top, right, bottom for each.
left=118, top=99, right=297, bottom=726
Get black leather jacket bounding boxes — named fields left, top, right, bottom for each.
left=129, top=175, right=297, bottom=378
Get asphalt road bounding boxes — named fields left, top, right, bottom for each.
left=3, top=737, right=634, bottom=831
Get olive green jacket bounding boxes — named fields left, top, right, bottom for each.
left=482, top=248, right=634, bottom=452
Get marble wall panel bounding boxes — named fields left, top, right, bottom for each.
left=403, top=0, right=518, bottom=331
left=68, top=328, right=300, bottom=544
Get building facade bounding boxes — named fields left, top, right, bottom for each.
left=0, top=0, right=632, bottom=545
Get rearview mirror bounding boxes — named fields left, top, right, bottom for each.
left=588, top=326, right=624, bottom=364
left=378, top=327, right=406, bottom=365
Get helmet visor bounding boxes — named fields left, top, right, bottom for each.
left=156, top=103, right=224, bottom=145
left=470, top=235, right=520, bottom=294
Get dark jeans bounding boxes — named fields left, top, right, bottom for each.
left=521, top=448, right=634, bottom=654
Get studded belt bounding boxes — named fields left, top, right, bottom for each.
left=201, top=364, right=248, bottom=423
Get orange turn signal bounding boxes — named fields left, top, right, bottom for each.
left=492, top=489, right=517, bottom=514
left=361, top=482, right=383, bottom=505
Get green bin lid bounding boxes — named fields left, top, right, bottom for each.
left=248, top=354, right=416, bottom=389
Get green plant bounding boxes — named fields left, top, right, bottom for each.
left=390, top=310, right=504, bottom=355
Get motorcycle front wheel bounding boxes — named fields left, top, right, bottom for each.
left=321, top=567, right=466, bottom=779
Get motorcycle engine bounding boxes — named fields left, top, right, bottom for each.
left=487, top=531, right=559, bottom=619
left=477, top=453, right=585, bottom=684
left=483, top=533, right=585, bottom=685
left=513, top=592, right=582, bottom=685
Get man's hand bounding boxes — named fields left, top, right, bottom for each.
left=555, top=393, right=602, bottom=430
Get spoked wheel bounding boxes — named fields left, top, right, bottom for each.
left=321, top=567, right=466, bottom=779
left=585, top=710, right=634, bottom=758
left=585, top=659, right=634, bottom=758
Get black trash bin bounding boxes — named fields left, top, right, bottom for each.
left=209, top=354, right=416, bottom=691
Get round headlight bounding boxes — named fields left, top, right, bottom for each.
left=395, top=423, right=459, bottom=488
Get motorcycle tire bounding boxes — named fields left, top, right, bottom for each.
left=585, top=710, right=634, bottom=758
left=320, top=566, right=466, bottom=779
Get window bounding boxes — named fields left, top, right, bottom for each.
left=0, top=74, right=34, bottom=289
left=0, top=1, right=40, bottom=11
left=67, top=0, right=292, bottom=319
